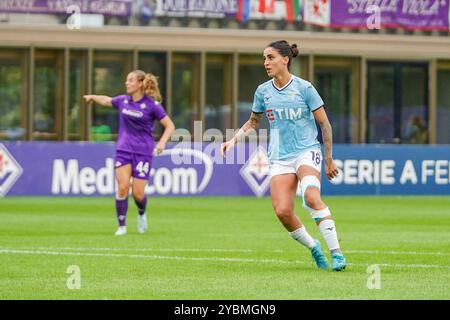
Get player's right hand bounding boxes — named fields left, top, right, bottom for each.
left=220, top=139, right=236, bottom=157
left=83, top=95, right=94, bottom=104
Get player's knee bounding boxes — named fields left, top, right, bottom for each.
left=117, top=185, right=129, bottom=198
left=132, top=191, right=145, bottom=202
left=304, top=189, right=323, bottom=210
left=273, top=204, right=293, bottom=222
left=300, top=175, right=322, bottom=210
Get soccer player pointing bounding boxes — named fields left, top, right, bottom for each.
left=84, top=70, right=175, bottom=236
left=221, top=40, right=346, bottom=271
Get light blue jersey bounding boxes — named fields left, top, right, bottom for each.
left=252, top=75, right=324, bottom=161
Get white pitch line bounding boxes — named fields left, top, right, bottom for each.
left=0, top=248, right=449, bottom=270
left=346, top=250, right=450, bottom=256
left=31, top=247, right=255, bottom=253
left=8, top=246, right=450, bottom=257
left=0, top=249, right=297, bottom=265
left=348, top=262, right=450, bottom=270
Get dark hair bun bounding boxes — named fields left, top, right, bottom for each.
left=291, top=44, right=299, bottom=58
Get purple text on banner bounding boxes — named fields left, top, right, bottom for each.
left=0, top=0, right=132, bottom=17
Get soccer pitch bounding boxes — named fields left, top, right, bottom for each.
left=0, top=196, right=449, bottom=300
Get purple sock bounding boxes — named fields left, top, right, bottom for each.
left=134, top=197, right=147, bottom=216
left=115, top=198, right=128, bottom=227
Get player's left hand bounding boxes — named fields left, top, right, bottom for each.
left=325, top=158, right=339, bottom=180
left=154, top=142, right=166, bottom=155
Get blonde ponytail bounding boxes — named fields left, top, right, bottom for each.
left=131, top=70, right=163, bottom=103
left=143, top=73, right=162, bottom=103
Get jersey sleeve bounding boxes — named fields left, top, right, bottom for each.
left=305, top=83, right=324, bottom=111
left=153, top=102, right=167, bottom=121
left=111, top=95, right=126, bottom=109
left=251, top=86, right=265, bottom=113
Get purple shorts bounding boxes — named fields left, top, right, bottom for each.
left=115, top=150, right=153, bottom=180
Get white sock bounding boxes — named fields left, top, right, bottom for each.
left=289, top=226, right=316, bottom=249
left=318, top=219, right=340, bottom=252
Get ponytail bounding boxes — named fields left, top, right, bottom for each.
left=131, top=70, right=163, bottom=103
left=143, top=73, right=162, bottom=103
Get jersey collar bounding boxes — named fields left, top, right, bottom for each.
left=271, top=75, right=294, bottom=91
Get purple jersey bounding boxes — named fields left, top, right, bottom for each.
left=111, top=95, right=167, bottom=155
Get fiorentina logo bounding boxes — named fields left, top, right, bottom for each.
left=239, top=146, right=270, bottom=197
left=0, top=144, right=23, bottom=197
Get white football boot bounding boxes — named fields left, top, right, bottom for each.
left=114, top=226, right=127, bottom=236
left=137, top=213, right=148, bottom=234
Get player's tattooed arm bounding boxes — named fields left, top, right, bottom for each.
left=247, top=112, right=264, bottom=131
left=313, top=107, right=339, bottom=180
left=319, top=119, right=333, bottom=163
left=221, top=112, right=263, bottom=156
left=236, top=112, right=263, bottom=140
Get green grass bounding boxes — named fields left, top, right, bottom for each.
left=0, top=196, right=449, bottom=300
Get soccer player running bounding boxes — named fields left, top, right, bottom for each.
left=84, top=70, right=175, bottom=236
left=221, top=40, right=346, bottom=271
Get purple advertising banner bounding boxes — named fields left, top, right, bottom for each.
left=154, top=0, right=238, bottom=16
left=0, top=0, right=132, bottom=17
left=303, top=0, right=450, bottom=30
left=0, top=142, right=267, bottom=197
left=1, top=142, right=450, bottom=197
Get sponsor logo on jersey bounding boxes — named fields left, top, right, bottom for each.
left=266, top=109, right=275, bottom=122
left=122, top=108, right=144, bottom=118
left=266, top=108, right=302, bottom=121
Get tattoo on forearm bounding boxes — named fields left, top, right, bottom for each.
left=320, top=121, right=333, bottom=160
left=249, top=112, right=263, bottom=130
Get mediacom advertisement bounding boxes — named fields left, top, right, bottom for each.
left=1, top=142, right=449, bottom=197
